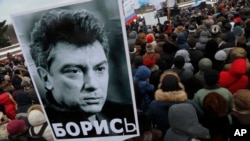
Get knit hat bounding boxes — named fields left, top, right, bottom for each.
left=233, top=26, right=243, bottom=37
left=128, top=31, right=137, bottom=47
left=214, top=50, right=228, bottom=61
left=198, top=58, right=213, bottom=72
left=200, top=31, right=209, bottom=37
left=27, top=104, right=46, bottom=126
left=7, top=119, right=26, bottom=135
left=146, top=34, right=155, bottom=43
left=233, top=89, right=250, bottom=112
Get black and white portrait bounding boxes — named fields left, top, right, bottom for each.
left=11, top=0, right=139, bottom=140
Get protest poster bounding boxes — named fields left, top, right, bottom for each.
left=11, top=0, right=139, bottom=140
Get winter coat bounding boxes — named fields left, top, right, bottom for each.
left=148, top=89, right=203, bottom=135
left=193, top=85, right=233, bottom=111
left=134, top=66, right=155, bottom=112
left=15, top=92, right=32, bottom=122
left=219, top=58, right=249, bottom=94
left=196, top=31, right=210, bottom=51
left=0, top=92, right=16, bottom=120
left=177, top=32, right=189, bottom=50
left=189, top=48, right=204, bottom=73
left=194, top=58, right=213, bottom=88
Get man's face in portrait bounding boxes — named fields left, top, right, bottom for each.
left=44, top=41, right=109, bottom=114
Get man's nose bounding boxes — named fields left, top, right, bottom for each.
left=84, top=70, right=98, bottom=91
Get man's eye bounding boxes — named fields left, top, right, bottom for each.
left=95, top=66, right=106, bottom=72
left=64, top=68, right=82, bottom=74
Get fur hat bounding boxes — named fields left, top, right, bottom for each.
left=210, top=24, right=220, bottom=35
left=233, top=89, right=250, bottom=112
left=188, top=25, right=196, bottom=33
left=7, top=119, right=27, bottom=135
left=203, top=92, right=228, bottom=118
left=158, top=71, right=184, bottom=90
left=27, top=104, right=46, bottom=126
left=215, top=50, right=228, bottom=61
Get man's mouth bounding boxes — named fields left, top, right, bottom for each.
left=83, top=97, right=101, bottom=104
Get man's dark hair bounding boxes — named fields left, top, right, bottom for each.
left=187, top=38, right=196, bottom=48
left=30, top=9, right=109, bottom=70
left=173, top=55, right=185, bottom=69
left=204, top=69, right=219, bottom=86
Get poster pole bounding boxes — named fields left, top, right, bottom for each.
left=166, top=0, right=170, bottom=22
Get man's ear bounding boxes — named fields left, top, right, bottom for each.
left=37, top=67, right=53, bottom=90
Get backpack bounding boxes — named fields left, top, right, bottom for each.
left=28, top=122, right=48, bottom=141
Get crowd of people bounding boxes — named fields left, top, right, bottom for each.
left=1, top=1, right=250, bottom=141
left=128, top=1, right=250, bottom=141
left=0, top=54, right=53, bottom=140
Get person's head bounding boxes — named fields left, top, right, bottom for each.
left=158, top=71, right=184, bottom=91
left=204, top=69, right=219, bottom=86
left=187, top=38, right=196, bottom=49
left=173, top=55, right=185, bottom=69
left=30, top=9, right=109, bottom=114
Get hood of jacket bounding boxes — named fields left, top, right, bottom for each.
left=175, top=49, right=190, bottom=62
left=177, top=32, right=187, bottom=44
left=164, top=103, right=210, bottom=140
left=134, top=65, right=151, bottom=81
left=155, top=89, right=187, bottom=102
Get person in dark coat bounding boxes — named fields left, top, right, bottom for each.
left=133, top=65, right=155, bottom=112
left=148, top=71, right=203, bottom=136
left=157, top=41, right=178, bottom=72
left=188, top=38, right=204, bottom=74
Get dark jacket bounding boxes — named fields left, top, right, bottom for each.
left=148, top=89, right=203, bottom=135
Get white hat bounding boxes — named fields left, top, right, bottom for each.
left=215, top=50, right=227, bottom=61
